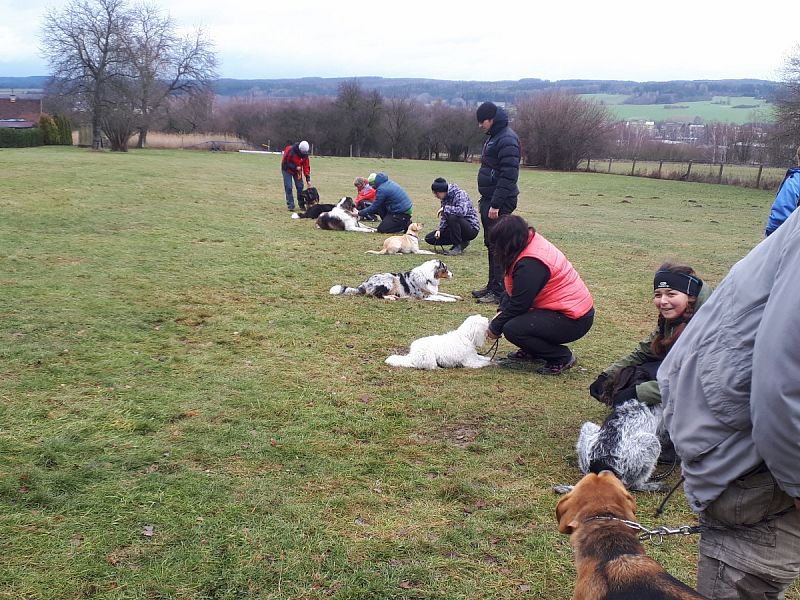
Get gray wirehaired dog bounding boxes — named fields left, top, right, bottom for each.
left=575, top=399, right=667, bottom=492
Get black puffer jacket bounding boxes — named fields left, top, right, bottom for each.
left=477, top=107, right=520, bottom=212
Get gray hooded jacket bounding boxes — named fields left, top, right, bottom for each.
left=658, top=208, right=800, bottom=513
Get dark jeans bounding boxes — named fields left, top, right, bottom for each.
left=502, top=308, right=594, bottom=363
left=282, top=169, right=304, bottom=209
left=479, top=197, right=513, bottom=294
left=424, top=215, right=479, bottom=248
left=376, top=211, right=411, bottom=234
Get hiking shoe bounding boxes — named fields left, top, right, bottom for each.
left=536, top=354, right=577, bottom=376
left=476, top=292, right=500, bottom=304
left=445, top=245, right=464, bottom=256
left=506, top=349, right=542, bottom=362
left=471, top=287, right=490, bottom=298
left=287, top=206, right=295, bottom=211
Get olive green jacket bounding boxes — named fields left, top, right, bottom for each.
left=603, top=285, right=712, bottom=406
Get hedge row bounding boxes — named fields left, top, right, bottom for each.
left=0, top=114, right=73, bottom=148
left=0, top=127, right=45, bottom=148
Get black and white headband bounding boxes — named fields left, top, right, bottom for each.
left=654, top=271, right=703, bottom=297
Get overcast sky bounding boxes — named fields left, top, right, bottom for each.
left=1, top=0, right=797, bottom=82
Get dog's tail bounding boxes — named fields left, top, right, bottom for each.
left=329, top=284, right=364, bottom=296
left=365, top=249, right=387, bottom=255
left=385, top=354, right=414, bottom=368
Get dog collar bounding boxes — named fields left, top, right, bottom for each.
left=407, top=232, right=418, bottom=238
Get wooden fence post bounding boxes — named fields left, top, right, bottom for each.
left=685, top=160, right=693, bottom=179
left=608, top=158, right=612, bottom=173
left=718, top=163, right=724, bottom=184
left=630, top=159, right=637, bottom=176
left=756, top=164, right=764, bottom=188
left=586, top=158, right=591, bottom=172
left=658, top=160, right=663, bottom=178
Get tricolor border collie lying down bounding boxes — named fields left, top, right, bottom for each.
left=316, top=197, right=375, bottom=232
left=329, top=259, right=462, bottom=301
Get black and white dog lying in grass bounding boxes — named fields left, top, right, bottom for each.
left=329, top=259, right=462, bottom=302
left=315, top=197, right=375, bottom=232
left=385, top=314, right=491, bottom=369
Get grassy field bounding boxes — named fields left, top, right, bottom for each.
left=582, top=94, right=774, bottom=124
left=0, top=147, right=794, bottom=599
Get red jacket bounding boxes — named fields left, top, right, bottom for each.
left=355, top=185, right=376, bottom=203
left=281, top=144, right=311, bottom=179
left=504, top=232, right=593, bottom=319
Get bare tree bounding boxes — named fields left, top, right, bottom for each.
left=41, top=0, right=129, bottom=149
left=334, top=81, right=383, bottom=156
left=382, top=97, right=420, bottom=158
left=428, top=103, right=481, bottom=161
left=770, top=46, right=800, bottom=162
left=516, top=90, right=614, bottom=170
left=121, top=4, right=217, bottom=148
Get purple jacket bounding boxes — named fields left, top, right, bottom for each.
left=438, top=183, right=480, bottom=232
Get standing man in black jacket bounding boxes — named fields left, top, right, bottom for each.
left=472, top=102, right=521, bottom=304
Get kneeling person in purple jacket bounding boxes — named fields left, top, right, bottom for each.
left=425, top=178, right=480, bottom=256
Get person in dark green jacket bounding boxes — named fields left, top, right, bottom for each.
left=589, top=262, right=711, bottom=408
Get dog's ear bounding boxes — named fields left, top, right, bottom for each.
left=555, top=493, right=579, bottom=534
left=622, top=489, right=637, bottom=520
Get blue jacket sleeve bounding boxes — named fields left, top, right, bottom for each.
left=359, top=188, right=385, bottom=217
left=766, top=171, right=800, bottom=236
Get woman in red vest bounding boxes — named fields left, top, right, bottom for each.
left=487, top=215, right=594, bottom=375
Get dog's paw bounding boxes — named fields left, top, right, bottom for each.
left=291, top=213, right=300, bottom=219
left=552, top=484, right=575, bottom=495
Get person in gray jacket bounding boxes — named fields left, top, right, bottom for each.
left=658, top=208, right=800, bottom=599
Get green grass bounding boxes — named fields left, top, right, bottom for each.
left=0, top=147, right=795, bottom=599
left=582, top=94, right=775, bottom=124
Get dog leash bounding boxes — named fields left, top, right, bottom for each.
left=480, top=338, right=500, bottom=360
left=586, top=504, right=797, bottom=546
left=584, top=516, right=702, bottom=545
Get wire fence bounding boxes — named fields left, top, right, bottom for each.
left=578, top=158, right=787, bottom=191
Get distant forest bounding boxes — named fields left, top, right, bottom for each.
left=2, top=75, right=780, bottom=104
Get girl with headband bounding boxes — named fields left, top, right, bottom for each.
left=589, top=263, right=710, bottom=408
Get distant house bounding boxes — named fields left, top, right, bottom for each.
left=0, top=94, right=43, bottom=129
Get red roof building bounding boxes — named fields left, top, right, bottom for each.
left=0, top=95, right=43, bottom=128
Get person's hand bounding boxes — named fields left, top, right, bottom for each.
left=434, top=230, right=441, bottom=240
left=488, top=207, right=500, bottom=220
left=487, top=329, right=501, bottom=340
left=589, top=373, right=609, bottom=401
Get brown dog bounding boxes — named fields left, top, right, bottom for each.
left=556, top=471, right=705, bottom=600
left=365, top=222, right=435, bottom=255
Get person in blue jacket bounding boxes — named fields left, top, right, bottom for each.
left=357, top=172, right=414, bottom=234
left=765, top=147, right=800, bottom=236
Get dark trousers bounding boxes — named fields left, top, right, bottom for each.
left=376, top=211, right=411, bottom=234
left=424, top=215, right=479, bottom=248
left=479, top=197, right=513, bottom=294
left=503, top=308, right=594, bottom=363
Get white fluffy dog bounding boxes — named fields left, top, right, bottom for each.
left=385, top=314, right=492, bottom=369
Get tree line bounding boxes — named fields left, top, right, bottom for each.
left=37, top=0, right=800, bottom=168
